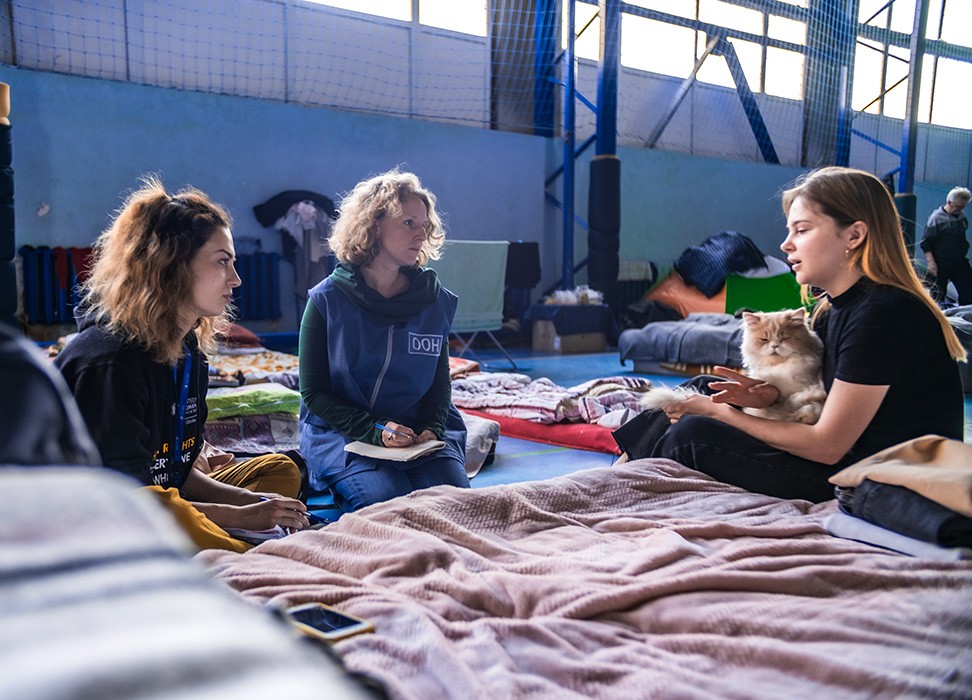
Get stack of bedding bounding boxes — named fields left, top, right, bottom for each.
left=204, top=382, right=301, bottom=455
left=825, top=435, right=972, bottom=559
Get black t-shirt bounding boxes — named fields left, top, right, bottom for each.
left=815, top=279, right=963, bottom=465
left=54, top=325, right=208, bottom=488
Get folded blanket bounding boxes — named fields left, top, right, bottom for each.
left=824, top=511, right=971, bottom=560
left=456, top=410, right=500, bottom=477
left=835, top=480, right=972, bottom=548
left=206, top=382, right=301, bottom=420
left=829, top=434, right=972, bottom=517
left=618, top=312, right=744, bottom=368
left=674, top=230, right=766, bottom=297
left=203, top=412, right=300, bottom=455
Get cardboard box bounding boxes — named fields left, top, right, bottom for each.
left=532, top=320, right=607, bottom=354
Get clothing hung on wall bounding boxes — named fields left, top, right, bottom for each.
left=253, top=190, right=337, bottom=317
left=278, top=200, right=332, bottom=301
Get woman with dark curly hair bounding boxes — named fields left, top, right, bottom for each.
left=299, top=169, right=469, bottom=511
left=55, top=177, right=308, bottom=552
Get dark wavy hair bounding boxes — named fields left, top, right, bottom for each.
left=80, top=176, right=233, bottom=364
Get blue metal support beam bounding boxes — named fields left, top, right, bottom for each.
left=595, top=0, right=619, bottom=157
left=896, top=0, right=931, bottom=253
left=713, top=35, right=779, bottom=164
left=899, top=0, right=929, bottom=197
left=588, top=0, right=622, bottom=311
left=545, top=134, right=596, bottom=188
left=646, top=32, right=779, bottom=165
left=561, top=0, right=576, bottom=291
left=646, top=34, right=719, bottom=148
left=533, top=0, right=558, bottom=137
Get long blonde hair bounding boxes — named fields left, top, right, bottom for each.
left=80, top=177, right=233, bottom=364
left=782, top=166, right=965, bottom=361
left=328, top=169, right=446, bottom=266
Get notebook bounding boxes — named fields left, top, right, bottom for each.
left=344, top=439, right=445, bottom=462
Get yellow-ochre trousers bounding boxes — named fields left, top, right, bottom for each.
left=144, top=453, right=301, bottom=553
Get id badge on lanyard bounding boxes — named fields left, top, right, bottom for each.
left=173, top=353, right=193, bottom=464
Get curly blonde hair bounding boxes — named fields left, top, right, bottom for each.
left=328, top=169, right=446, bottom=266
left=80, top=176, right=234, bottom=365
left=783, top=166, right=965, bottom=361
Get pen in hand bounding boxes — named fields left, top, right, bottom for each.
left=375, top=422, right=415, bottom=442
left=259, top=496, right=331, bottom=526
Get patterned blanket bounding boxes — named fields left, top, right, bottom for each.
left=209, top=351, right=480, bottom=389
left=450, top=372, right=653, bottom=424
left=210, top=349, right=300, bottom=389
left=198, top=459, right=972, bottom=699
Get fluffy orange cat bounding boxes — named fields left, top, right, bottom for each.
left=639, top=308, right=826, bottom=424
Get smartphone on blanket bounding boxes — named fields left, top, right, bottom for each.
left=285, top=602, right=375, bottom=643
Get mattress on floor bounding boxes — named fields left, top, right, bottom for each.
left=618, top=312, right=744, bottom=370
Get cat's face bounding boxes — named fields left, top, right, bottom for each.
left=741, top=308, right=822, bottom=367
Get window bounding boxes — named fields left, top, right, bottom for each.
left=852, top=38, right=885, bottom=114
left=560, top=0, right=964, bottom=128
left=625, top=0, right=695, bottom=21
left=303, top=0, right=410, bottom=22
left=929, top=58, right=971, bottom=129
left=765, top=47, right=803, bottom=99
left=938, top=0, right=971, bottom=47
left=621, top=15, right=695, bottom=78
left=420, top=0, right=487, bottom=36
left=563, top=2, right=601, bottom=61
left=698, top=0, right=763, bottom=34
left=767, top=14, right=804, bottom=45
left=697, top=36, right=762, bottom=90
left=572, top=1, right=808, bottom=99
left=854, top=0, right=969, bottom=126
left=304, top=0, right=488, bottom=36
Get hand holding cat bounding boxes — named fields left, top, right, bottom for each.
left=707, top=366, right=780, bottom=409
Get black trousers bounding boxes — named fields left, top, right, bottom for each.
left=931, top=260, right=972, bottom=305
left=612, top=376, right=837, bottom=503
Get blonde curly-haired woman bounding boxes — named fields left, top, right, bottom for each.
left=299, top=169, right=470, bottom=512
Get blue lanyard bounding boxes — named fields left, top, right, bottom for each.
left=172, top=352, right=193, bottom=464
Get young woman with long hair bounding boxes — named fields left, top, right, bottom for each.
left=615, top=166, right=965, bottom=502
left=55, top=177, right=309, bottom=551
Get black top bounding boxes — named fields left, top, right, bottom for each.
left=815, top=278, right=963, bottom=465
left=920, top=205, right=969, bottom=265
left=54, top=326, right=209, bottom=488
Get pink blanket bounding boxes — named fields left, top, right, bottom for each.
left=450, top=372, right=652, bottom=423
left=198, top=459, right=972, bottom=699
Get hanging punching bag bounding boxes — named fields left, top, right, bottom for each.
left=587, top=154, right=620, bottom=313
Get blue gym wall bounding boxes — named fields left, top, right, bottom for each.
left=3, top=66, right=546, bottom=328
left=572, top=145, right=963, bottom=281
left=4, top=65, right=964, bottom=328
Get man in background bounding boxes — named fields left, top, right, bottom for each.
left=921, top=186, right=972, bottom=305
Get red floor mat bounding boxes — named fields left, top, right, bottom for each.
left=462, top=409, right=621, bottom=455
